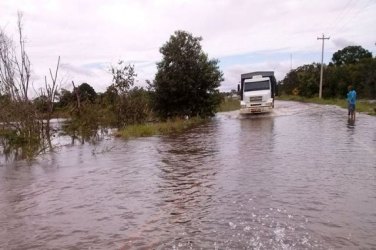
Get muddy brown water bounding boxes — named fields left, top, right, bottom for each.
left=0, top=101, right=375, bottom=249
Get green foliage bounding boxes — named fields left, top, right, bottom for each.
left=33, top=95, right=48, bottom=113
left=332, top=45, right=372, bottom=66
left=106, top=62, right=152, bottom=127
left=280, top=45, right=376, bottom=99
left=326, top=56, right=376, bottom=99
left=54, top=78, right=153, bottom=129
left=55, top=84, right=97, bottom=112
left=218, top=96, right=240, bottom=112
left=110, top=61, right=136, bottom=94
left=280, top=63, right=320, bottom=98
left=296, top=64, right=321, bottom=97
left=0, top=128, right=43, bottom=161
left=57, top=88, right=74, bottom=108
left=0, top=94, right=12, bottom=122
left=103, top=85, right=118, bottom=106
left=154, top=30, right=223, bottom=119
left=350, top=57, right=376, bottom=99
left=113, top=87, right=153, bottom=127
left=117, top=117, right=207, bottom=139
left=77, top=82, right=97, bottom=103
left=279, top=70, right=298, bottom=95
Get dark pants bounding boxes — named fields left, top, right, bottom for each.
left=348, top=103, right=355, bottom=115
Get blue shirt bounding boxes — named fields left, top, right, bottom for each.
left=347, top=90, right=356, bottom=105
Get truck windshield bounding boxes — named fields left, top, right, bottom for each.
left=244, top=80, right=270, bottom=91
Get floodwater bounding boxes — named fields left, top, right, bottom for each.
left=0, top=100, right=375, bottom=249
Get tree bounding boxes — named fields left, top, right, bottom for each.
left=280, top=70, right=299, bottom=95
left=105, top=61, right=152, bottom=126
left=110, top=61, right=136, bottom=94
left=103, top=85, right=118, bottom=106
left=347, top=57, right=376, bottom=99
left=280, top=64, right=320, bottom=97
left=108, top=61, right=141, bottom=126
left=280, top=45, right=376, bottom=99
left=153, top=30, right=223, bottom=118
left=332, top=45, right=372, bottom=66
left=77, top=82, right=97, bottom=103
left=0, top=12, right=60, bottom=158
left=0, top=13, right=38, bottom=152
left=118, top=87, right=152, bottom=125
left=296, top=63, right=321, bottom=97
left=34, top=95, right=48, bottom=113
left=58, top=88, right=74, bottom=107
left=0, top=12, right=31, bottom=102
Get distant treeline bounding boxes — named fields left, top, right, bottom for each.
left=279, top=46, right=376, bottom=99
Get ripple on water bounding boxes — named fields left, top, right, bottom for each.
left=0, top=101, right=376, bottom=249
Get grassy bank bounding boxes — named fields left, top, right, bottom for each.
left=218, top=98, right=240, bottom=112
left=277, top=95, right=376, bottom=116
left=116, top=117, right=207, bottom=139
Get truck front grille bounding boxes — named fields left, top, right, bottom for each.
left=249, top=96, right=262, bottom=102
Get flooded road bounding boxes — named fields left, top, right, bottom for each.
left=0, top=100, right=375, bottom=249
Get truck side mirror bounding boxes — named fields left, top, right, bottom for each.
left=237, top=84, right=240, bottom=94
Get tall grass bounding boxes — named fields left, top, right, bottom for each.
left=116, top=117, right=207, bottom=139
left=218, top=98, right=240, bottom=112
left=277, top=95, right=376, bottom=115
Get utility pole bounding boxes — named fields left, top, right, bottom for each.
left=317, top=34, right=330, bottom=99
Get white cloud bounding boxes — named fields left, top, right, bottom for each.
left=1, top=0, right=375, bottom=93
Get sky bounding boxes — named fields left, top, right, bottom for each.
left=1, top=0, right=376, bottom=94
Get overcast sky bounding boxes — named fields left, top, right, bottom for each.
left=1, top=0, right=376, bottom=93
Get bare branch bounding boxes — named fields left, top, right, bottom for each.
left=46, top=56, right=61, bottom=112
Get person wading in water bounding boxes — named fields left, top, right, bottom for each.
left=347, top=85, right=357, bottom=121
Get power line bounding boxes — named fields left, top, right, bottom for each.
left=325, top=0, right=355, bottom=33
left=331, top=0, right=375, bottom=36
left=317, top=34, right=330, bottom=99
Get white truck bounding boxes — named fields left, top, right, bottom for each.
left=238, top=71, right=277, bottom=114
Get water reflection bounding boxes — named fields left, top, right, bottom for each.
left=0, top=119, right=112, bottom=164
left=155, top=126, right=219, bottom=242
left=230, top=115, right=276, bottom=193
left=347, top=117, right=355, bottom=128
left=238, top=115, right=275, bottom=153
left=0, top=133, right=51, bottom=164
left=59, top=121, right=111, bottom=146
left=1, top=101, right=376, bottom=249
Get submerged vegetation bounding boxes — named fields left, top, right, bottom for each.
left=0, top=13, right=61, bottom=161
left=0, top=21, right=223, bottom=161
left=116, top=117, right=207, bottom=139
